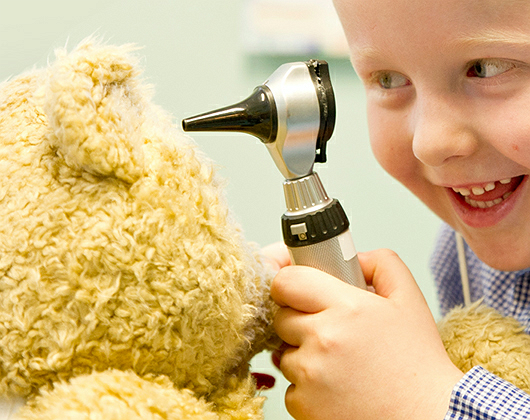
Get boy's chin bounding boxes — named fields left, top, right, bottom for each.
left=467, top=239, right=530, bottom=272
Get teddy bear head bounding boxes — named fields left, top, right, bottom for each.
left=0, top=39, right=278, bottom=402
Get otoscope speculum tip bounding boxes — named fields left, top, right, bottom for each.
left=182, top=86, right=277, bottom=144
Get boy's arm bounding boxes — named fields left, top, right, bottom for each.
left=445, top=366, right=530, bottom=419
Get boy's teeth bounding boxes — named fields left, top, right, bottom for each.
left=465, top=197, right=504, bottom=208
left=453, top=187, right=471, bottom=196
left=463, top=191, right=513, bottom=208
left=455, top=178, right=516, bottom=209
left=471, top=186, right=485, bottom=195
left=452, top=178, right=513, bottom=197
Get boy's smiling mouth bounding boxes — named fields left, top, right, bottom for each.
left=451, top=176, right=525, bottom=208
left=447, top=175, right=527, bottom=228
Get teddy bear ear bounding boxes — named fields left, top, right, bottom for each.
left=44, top=38, right=148, bottom=183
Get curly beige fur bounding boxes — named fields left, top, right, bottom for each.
left=0, top=38, right=280, bottom=419
left=439, top=301, right=530, bottom=393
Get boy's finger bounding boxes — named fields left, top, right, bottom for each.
left=273, top=306, right=306, bottom=347
left=270, top=265, right=358, bottom=313
left=262, top=241, right=292, bottom=271
left=357, top=249, right=424, bottom=302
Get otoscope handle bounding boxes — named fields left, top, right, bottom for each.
left=281, top=173, right=367, bottom=289
left=288, top=230, right=366, bottom=288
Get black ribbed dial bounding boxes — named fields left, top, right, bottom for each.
left=281, top=199, right=349, bottom=247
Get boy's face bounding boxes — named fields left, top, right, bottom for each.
left=335, top=0, right=530, bottom=270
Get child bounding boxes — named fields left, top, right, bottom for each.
left=265, top=0, right=530, bottom=419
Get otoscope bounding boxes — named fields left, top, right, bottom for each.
left=182, top=60, right=366, bottom=289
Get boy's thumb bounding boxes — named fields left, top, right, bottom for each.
left=357, top=249, right=425, bottom=303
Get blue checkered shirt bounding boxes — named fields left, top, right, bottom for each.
left=431, top=223, right=530, bottom=419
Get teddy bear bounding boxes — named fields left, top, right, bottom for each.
left=438, top=302, right=530, bottom=394
left=0, top=38, right=281, bottom=419
left=1, top=37, right=530, bottom=420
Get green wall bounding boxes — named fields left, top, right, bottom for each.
left=0, top=1, right=441, bottom=418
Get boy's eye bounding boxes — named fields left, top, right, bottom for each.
left=374, top=72, right=410, bottom=89
left=466, top=59, right=515, bottom=78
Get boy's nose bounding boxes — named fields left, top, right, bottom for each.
left=411, top=96, right=477, bottom=167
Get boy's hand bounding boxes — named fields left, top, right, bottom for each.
left=271, top=249, right=464, bottom=420
left=262, top=241, right=292, bottom=272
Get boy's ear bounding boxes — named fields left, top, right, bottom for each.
left=44, top=38, right=148, bottom=183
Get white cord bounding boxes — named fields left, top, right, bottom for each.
left=455, top=231, right=471, bottom=306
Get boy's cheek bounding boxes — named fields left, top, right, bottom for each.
left=469, top=100, right=530, bottom=169
left=494, top=133, right=530, bottom=172
left=367, top=120, right=416, bottom=182
left=368, top=121, right=450, bottom=219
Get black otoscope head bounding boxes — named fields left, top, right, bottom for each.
left=182, top=60, right=335, bottom=180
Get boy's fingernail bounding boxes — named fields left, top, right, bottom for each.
left=271, top=349, right=282, bottom=370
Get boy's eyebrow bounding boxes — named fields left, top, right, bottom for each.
left=350, top=46, right=385, bottom=62
left=450, top=29, right=530, bottom=48
left=350, top=30, right=530, bottom=66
